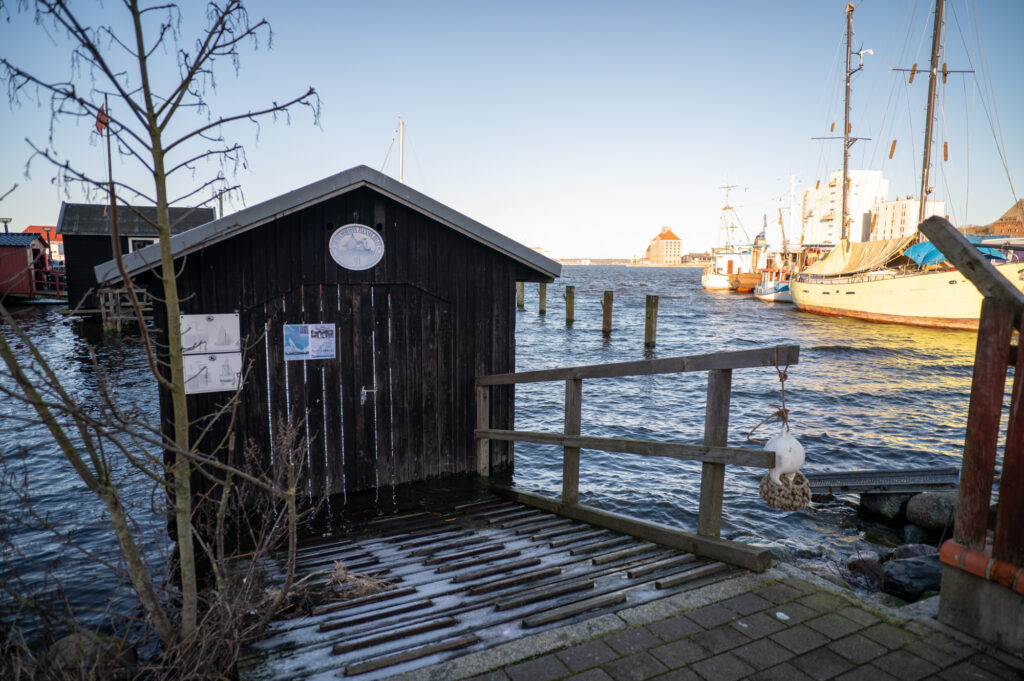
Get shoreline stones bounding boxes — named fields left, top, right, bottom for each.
left=906, top=491, right=957, bottom=534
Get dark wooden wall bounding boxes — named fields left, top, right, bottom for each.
left=153, top=187, right=537, bottom=497
left=64, top=234, right=132, bottom=310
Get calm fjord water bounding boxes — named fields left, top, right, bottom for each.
left=1, top=265, right=979, bottom=636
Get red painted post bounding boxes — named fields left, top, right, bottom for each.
left=993, top=334, right=1024, bottom=565
left=954, top=297, right=1015, bottom=550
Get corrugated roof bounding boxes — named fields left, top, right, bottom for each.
left=95, top=165, right=561, bottom=284
left=0, top=233, right=44, bottom=248
left=58, top=203, right=216, bottom=237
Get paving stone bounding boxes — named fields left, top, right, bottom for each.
left=767, top=601, right=817, bottom=625
left=790, top=646, right=856, bottom=681
left=648, top=614, right=705, bottom=642
left=805, top=613, right=863, bottom=640
left=730, top=612, right=787, bottom=639
left=747, top=662, right=817, bottom=681
left=797, top=591, right=848, bottom=613
left=827, top=634, right=888, bottom=664
left=506, top=653, right=570, bottom=681
left=691, top=651, right=756, bottom=681
left=731, top=637, right=794, bottom=670
left=770, top=624, right=830, bottom=655
left=869, top=649, right=940, bottom=681
left=566, top=670, right=615, bottom=681
left=649, top=638, right=708, bottom=669
left=720, top=592, right=773, bottom=615
left=754, top=583, right=804, bottom=604
left=836, top=606, right=880, bottom=627
left=937, top=659, right=1010, bottom=681
left=648, top=669, right=701, bottom=681
left=782, top=577, right=819, bottom=594
left=686, top=603, right=739, bottom=629
left=691, top=624, right=751, bottom=655
left=860, top=622, right=917, bottom=650
left=968, top=654, right=1024, bottom=680
left=603, top=627, right=663, bottom=655
left=905, top=634, right=976, bottom=668
left=601, top=651, right=668, bottom=681
left=833, top=666, right=899, bottom=681
left=466, top=671, right=509, bottom=681
left=557, top=640, right=620, bottom=672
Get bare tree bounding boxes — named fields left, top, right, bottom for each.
left=0, top=0, right=321, bottom=671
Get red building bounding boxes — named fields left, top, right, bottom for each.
left=0, top=232, right=52, bottom=299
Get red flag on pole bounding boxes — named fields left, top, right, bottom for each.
left=95, top=105, right=109, bottom=134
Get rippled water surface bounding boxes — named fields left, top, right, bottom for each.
left=1, top=265, right=983, bottom=640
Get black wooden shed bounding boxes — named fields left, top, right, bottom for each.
left=95, top=166, right=560, bottom=496
left=58, top=202, right=216, bottom=310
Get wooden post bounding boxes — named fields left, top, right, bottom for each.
left=955, top=297, right=1015, bottom=549
left=698, top=368, right=732, bottom=537
left=565, top=285, right=575, bottom=326
left=476, top=385, right=491, bottom=476
left=538, top=283, right=547, bottom=315
left=644, top=295, right=659, bottom=348
left=562, top=378, right=582, bottom=504
left=516, top=282, right=525, bottom=309
left=994, top=335, right=1024, bottom=565
left=601, top=291, right=613, bottom=335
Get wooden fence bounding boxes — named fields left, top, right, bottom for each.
left=474, top=344, right=800, bottom=571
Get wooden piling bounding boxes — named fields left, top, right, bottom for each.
left=601, top=291, right=613, bottom=335
left=562, top=378, right=582, bottom=505
left=539, top=283, right=547, bottom=315
left=644, top=295, right=659, bottom=348
left=516, top=282, right=525, bottom=309
left=565, top=286, right=575, bottom=326
left=698, top=368, right=732, bottom=537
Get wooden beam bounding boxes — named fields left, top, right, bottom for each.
left=562, top=378, right=582, bottom=504
left=918, top=216, right=1024, bottom=316
left=476, top=385, right=490, bottom=476
left=993, top=326, right=1024, bottom=565
left=475, top=429, right=774, bottom=467
left=490, top=485, right=771, bottom=572
left=699, top=369, right=732, bottom=537
left=477, top=344, right=800, bottom=386
left=955, top=297, right=1015, bottom=549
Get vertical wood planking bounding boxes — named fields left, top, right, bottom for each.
left=602, top=291, right=613, bottom=335
left=698, top=368, right=732, bottom=537
left=955, top=297, right=1014, bottom=549
left=644, top=295, right=659, bottom=348
left=994, top=332, right=1024, bottom=565
left=336, top=286, right=357, bottom=495
left=319, top=284, right=342, bottom=494
left=303, top=284, right=327, bottom=496
left=562, top=378, right=583, bottom=504
left=476, top=384, right=490, bottom=476
left=421, top=294, right=441, bottom=478
left=565, top=285, right=575, bottom=326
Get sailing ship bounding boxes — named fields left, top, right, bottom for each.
left=701, top=184, right=761, bottom=291
left=789, top=0, right=1024, bottom=330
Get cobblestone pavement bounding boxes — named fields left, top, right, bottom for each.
left=393, top=567, right=1023, bottom=681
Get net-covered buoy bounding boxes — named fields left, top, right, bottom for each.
left=759, top=426, right=811, bottom=511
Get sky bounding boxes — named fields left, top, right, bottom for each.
left=1, top=0, right=1022, bottom=259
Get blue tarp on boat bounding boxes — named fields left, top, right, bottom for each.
left=904, top=238, right=1006, bottom=266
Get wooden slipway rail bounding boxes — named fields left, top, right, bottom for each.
left=242, top=498, right=741, bottom=680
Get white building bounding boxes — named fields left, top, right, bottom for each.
left=800, top=170, right=889, bottom=244
left=870, top=196, right=946, bottom=240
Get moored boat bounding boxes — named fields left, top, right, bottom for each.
left=754, top=268, right=791, bottom=303
left=702, top=183, right=758, bottom=291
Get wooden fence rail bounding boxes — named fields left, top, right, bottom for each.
left=475, top=343, right=799, bottom=571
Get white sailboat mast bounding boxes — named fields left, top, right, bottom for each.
left=919, top=0, right=945, bottom=224
left=842, top=3, right=854, bottom=242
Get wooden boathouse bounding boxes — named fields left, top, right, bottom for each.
left=0, top=231, right=66, bottom=302
left=94, top=165, right=560, bottom=495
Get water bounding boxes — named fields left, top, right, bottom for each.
left=0, top=265, right=984, bottom=643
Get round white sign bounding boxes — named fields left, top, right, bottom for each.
left=328, top=223, right=385, bottom=271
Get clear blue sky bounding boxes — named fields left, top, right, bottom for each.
left=1, top=0, right=1021, bottom=258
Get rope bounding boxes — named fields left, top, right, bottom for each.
left=746, top=347, right=790, bottom=443
left=759, top=472, right=812, bottom=511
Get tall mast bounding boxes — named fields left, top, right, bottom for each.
left=919, top=0, right=945, bottom=223
left=721, top=182, right=737, bottom=247
left=842, top=3, right=854, bottom=242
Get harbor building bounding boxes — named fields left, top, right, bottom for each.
left=870, top=196, right=946, bottom=240
left=800, top=169, right=888, bottom=244
left=644, top=226, right=682, bottom=265
left=22, top=225, right=63, bottom=264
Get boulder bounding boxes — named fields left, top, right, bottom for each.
left=890, top=543, right=938, bottom=561
left=847, top=550, right=884, bottom=591
left=883, top=555, right=943, bottom=602
left=40, top=631, right=137, bottom=673
left=902, top=523, right=936, bottom=545
left=906, top=492, right=957, bottom=533
left=860, top=493, right=914, bottom=522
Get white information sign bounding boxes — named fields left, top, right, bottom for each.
left=183, top=352, right=242, bottom=395
left=328, top=223, right=385, bottom=270
left=284, top=323, right=337, bottom=362
left=180, top=313, right=241, bottom=355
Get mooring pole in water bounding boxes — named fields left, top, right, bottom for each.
left=516, top=282, right=525, bottom=309
left=644, top=295, right=659, bottom=347
left=565, top=285, right=575, bottom=326
left=538, top=283, right=547, bottom=315
left=601, top=291, right=613, bottom=335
